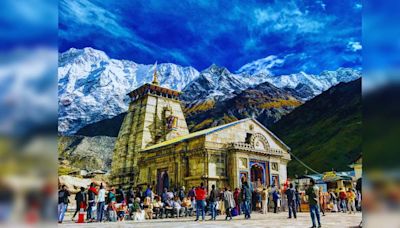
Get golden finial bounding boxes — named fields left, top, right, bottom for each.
left=152, top=61, right=159, bottom=85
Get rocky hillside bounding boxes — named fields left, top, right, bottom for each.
left=185, top=81, right=302, bottom=131
left=270, top=78, right=362, bottom=176
left=58, top=135, right=115, bottom=171
left=183, top=68, right=361, bottom=126
left=75, top=81, right=302, bottom=135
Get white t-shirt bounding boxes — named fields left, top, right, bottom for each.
left=98, top=189, right=106, bottom=202
left=173, top=201, right=181, bottom=209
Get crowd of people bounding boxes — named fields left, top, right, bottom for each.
left=57, top=180, right=361, bottom=227
left=303, top=179, right=361, bottom=228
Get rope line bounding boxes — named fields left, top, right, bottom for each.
left=286, top=150, right=322, bottom=175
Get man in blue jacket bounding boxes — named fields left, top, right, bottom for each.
left=242, top=182, right=252, bottom=219
left=285, top=183, right=297, bottom=219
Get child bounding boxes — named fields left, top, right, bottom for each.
left=117, top=201, right=127, bottom=221
left=143, top=197, right=153, bottom=219
left=107, top=188, right=117, bottom=222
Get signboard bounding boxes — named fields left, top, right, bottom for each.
left=323, top=171, right=341, bottom=182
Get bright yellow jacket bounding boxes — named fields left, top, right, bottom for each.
left=347, top=191, right=355, bottom=201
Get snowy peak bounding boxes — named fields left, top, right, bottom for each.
left=58, top=47, right=199, bottom=135
left=181, top=64, right=264, bottom=102
left=205, top=63, right=230, bottom=74
left=237, top=55, right=361, bottom=100
left=319, top=67, right=362, bottom=84
left=58, top=48, right=361, bottom=136
left=59, top=47, right=199, bottom=90
left=260, top=69, right=361, bottom=99
left=59, top=47, right=109, bottom=67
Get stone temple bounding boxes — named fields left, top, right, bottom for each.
left=110, top=68, right=291, bottom=193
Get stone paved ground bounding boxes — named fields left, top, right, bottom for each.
left=60, top=211, right=362, bottom=227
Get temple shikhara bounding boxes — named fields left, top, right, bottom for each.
left=110, top=66, right=291, bottom=193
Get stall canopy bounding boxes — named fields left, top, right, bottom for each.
left=322, top=171, right=354, bottom=182
left=298, top=174, right=325, bottom=184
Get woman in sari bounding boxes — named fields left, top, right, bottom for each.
left=233, top=188, right=241, bottom=215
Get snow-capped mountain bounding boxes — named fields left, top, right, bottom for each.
left=181, top=64, right=266, bottom=102
left=58, top=47, right=361, bottom=135
left=262, top=68, right=361, bottom=99
left=58, top=47, right=199, bottom=135
left=237, top=57, right=361, bottom=100
left=183, top=63, right=360, bottom=105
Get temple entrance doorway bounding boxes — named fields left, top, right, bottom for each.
left=156, top=169, right=170, bottom=195
left=250, top=163, right=264, bottom=189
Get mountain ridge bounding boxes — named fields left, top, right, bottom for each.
left=270, top=78, right=362, bottom=176
left=58, top=47, right=200, bottom=135
left=185, top=81, right=303, bottom=131
left=58, top=47, right=360, bottom=135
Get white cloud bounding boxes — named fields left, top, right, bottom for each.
left=252, top=1, right=327, bottom=35
left=237, top=55, right=286, bottom=74
left=0, top=48, right=57, bottom=135
left=60, top=0, right=163, bottom=55
left=59, top=0, right=193, bottom=64
left=316, top=0, right=326, bottom=10
left=347, top=41, right=362, bottom=52
left=60, top=0, right=130, bottom=38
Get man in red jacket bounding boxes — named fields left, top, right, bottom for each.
left=194, top=182, right=207, bottom=221
left=87, top=183, right=98, bottom=222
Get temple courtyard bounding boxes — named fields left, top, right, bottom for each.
left=60, top=211, right=362, bottom=227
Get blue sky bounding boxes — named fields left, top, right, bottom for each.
left=0, top=0, right=57, bottom=48
left=59, top=0, right=362, bottom=74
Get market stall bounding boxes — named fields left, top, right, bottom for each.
left=294, top=171, right=354, bottom=212
left=322, top=171, right=354, bottom=193
left=294, top=174, right=326, bottom=212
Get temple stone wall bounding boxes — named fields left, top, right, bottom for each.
left=138, top=136, right=207, bottom=189
left=111, top=92, right=189, bottom=187
left=111, top=81, right=290, bottom=190
left=141, top=95, right=189, bottom=148
left=205, top=119, right=285, bottom=151
left=136, top=119, right=291, bottom=190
